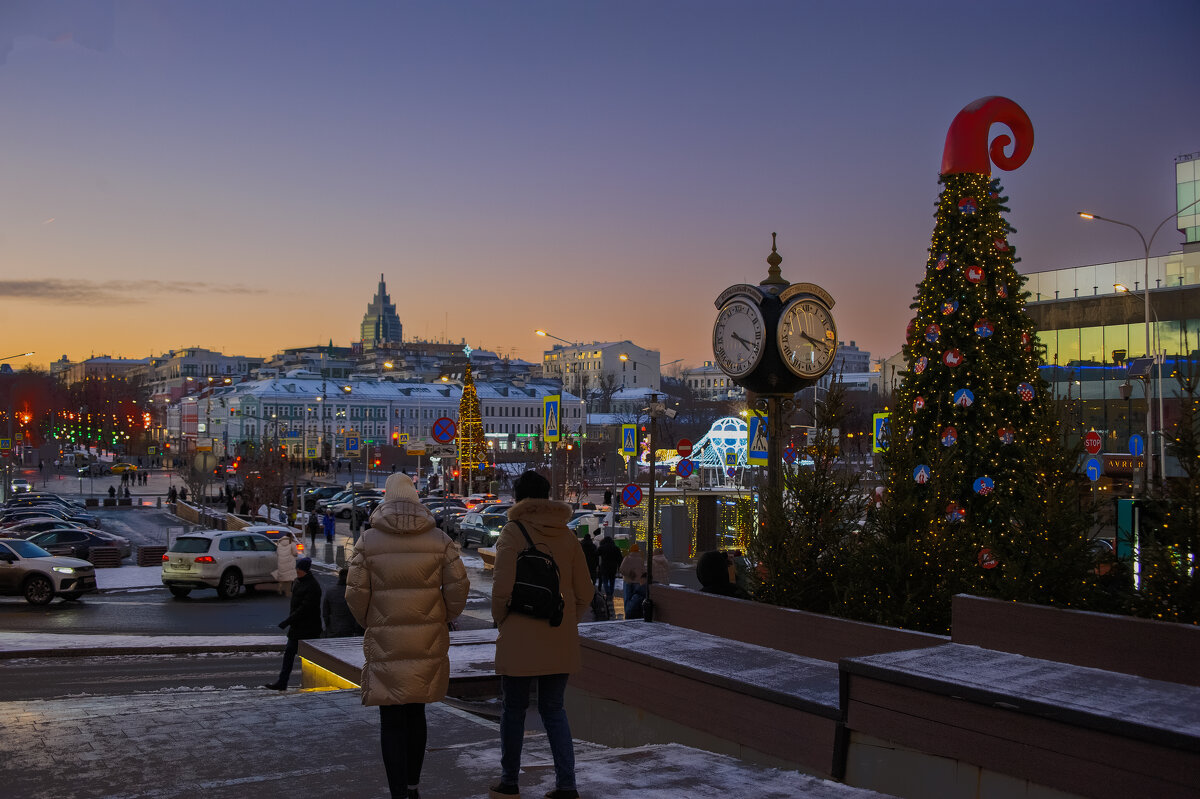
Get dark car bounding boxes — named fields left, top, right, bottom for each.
left=441, top=508, right=469, bottom=538
left=0, top=507, right=100, bottom=529
left=26, top=528, right=131, bottom=561
left=6, top=518, right=90, bottom=537
left=303, top=485, right=341, bottom=511
left=458, top=512, right=508, bottom=549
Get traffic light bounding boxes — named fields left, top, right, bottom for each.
left=392, top=431, right=399, bottom=445
left=373, top=458, right=381, bottom=469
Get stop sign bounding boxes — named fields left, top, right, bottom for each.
left=1084, top=431, right=1102, bottom=456
left=676, top=438, right=693, bottom=458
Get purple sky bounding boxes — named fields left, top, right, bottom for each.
left=2, top=0, right=1197, bottom=372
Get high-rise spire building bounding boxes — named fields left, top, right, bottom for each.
left=359, top=273, right=403, bottom=350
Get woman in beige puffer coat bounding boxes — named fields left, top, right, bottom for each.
left=347, top=472, right=469, bottom=799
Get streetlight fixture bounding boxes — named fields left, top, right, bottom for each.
left=1078, top=196, right=1200, bottom=490
left=534, top=329, right=578, bottom=346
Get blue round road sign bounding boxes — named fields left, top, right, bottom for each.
left=676, top=459, right=694, bottom=478
left=1128, top=434, right=1144, bottom=457
left=431, top=417, right=457, bottom=444
left=783, top=445, right=797, bottom=464
left=621, top=483, right=642, bottom=507
left=1085, top=458, right=1102, bottom=482
left=726, top=467, right=737, bottom=478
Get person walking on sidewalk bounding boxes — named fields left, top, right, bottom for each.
left=265, top=557, right=322, bottom=690
left=347, top=472, right=469, bottom=799
left=273, top=532, right=299, bottom=597
left=596, top=535, right=621, bottom=604
left=323, top=509, right=336, bottom=544
left=619, top=542, right=648, bottom=619
left=306, top=511, right=321, bottom=552
left=322, top=567, right=364, bottom=638
left=489, top=470, right=593, bottom=799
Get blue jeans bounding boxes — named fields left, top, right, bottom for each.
left=500, top=674, right=574, bottom=791
left=623, top=580, right=639, bottom=604
left=598, top=573, right=615, bottom=599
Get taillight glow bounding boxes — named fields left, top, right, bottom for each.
left=195, top=556, right=215, bottom=563
left=161, top=553, right=169, bottom=561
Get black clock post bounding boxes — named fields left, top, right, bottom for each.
left=712, top=234, right=838, bottom=546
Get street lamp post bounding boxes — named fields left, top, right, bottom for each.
left=1079, top=197, right=1200, bottom=491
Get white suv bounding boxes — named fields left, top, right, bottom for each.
left=161, top=530, right=279, bottom=599
left=0, top=537, right=98, bottom=605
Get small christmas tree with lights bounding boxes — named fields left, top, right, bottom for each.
left=865, top=97, right=1095, bottom=632
left=457, top=359, right=489, bottom=480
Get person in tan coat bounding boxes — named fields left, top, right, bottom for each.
left=489, top=471, right=593, bottom=799
left=347, top=472, right=469, bottom=799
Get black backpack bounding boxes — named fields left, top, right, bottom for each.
left=507, top=521, right=565, bottom=627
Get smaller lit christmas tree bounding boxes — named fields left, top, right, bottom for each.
left=457, top=359, right=488, bottom=478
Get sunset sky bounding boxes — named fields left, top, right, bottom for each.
left=2, top=1, right=1198, bottom=373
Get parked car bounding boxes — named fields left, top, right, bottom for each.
left=0, top=537, right=97, bottom=605
left=422, top=496, right=465, bottom=509
left=0, top=506, right=100, bottom=529
left=108, top=462, right=138, bottom=474
left=27, top=528, right=132, bottom=560
left=6, top=518, right=89, bottom=537
left=458, top=511, right=509, bottom=549
left=302, top=485, right=341, bottom=511
left=5, top=492, right=86, bottom=511
left=330, top=492, right=384, bottom=518
left=160, top=530, right=279, bottom=599
left=240, top=524, right=306, bottom=555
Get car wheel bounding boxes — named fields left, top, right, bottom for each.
left=460, top=533, right=471, bottom=549
left=23, top=575, right=55, bottom=605
left=339, top=509, right=350, bottom=519
left=169, top=586, right=192, bottom=599
left=216, top=569, right=242, bottom=599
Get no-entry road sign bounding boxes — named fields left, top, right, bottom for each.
left=676, top=438, right=693, bottom=458
left=431, top=417, right=457, bottom=444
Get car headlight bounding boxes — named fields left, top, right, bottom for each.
left=52, top=566, right=76, bottom=574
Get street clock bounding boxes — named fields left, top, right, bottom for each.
left=712, top=235, right=837, bottom=394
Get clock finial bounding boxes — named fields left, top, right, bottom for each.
left=761, top=232, right=787, bottom=286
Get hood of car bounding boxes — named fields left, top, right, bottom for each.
left=39, top=553, right=94, bottom=570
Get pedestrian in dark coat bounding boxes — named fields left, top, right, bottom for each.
left=306, top=512, right=321, bottom=551
left=323, top=509, right=336, bottom=543
left=596, top=535, right=622, bottom=600
left=322, top=568, right=365, bottom=638
left=580, top=535, right=599, bottom=585
left=265, top=557, right=323, bottom=690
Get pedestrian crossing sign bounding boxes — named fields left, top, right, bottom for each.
left=306, top=446, right=318, bottom=459
left=621, top=424, right=637, bottom=456
left=543, top=395, right=561, bottom=442
left=747, top=414, right=768, bottom=466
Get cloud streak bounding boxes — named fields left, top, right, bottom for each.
left=0, top=279, right=260, bottom=305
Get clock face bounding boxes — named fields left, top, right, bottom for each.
left=778, top=298, right=837, bottom=378
left=712, top=298, right=766, bottom=378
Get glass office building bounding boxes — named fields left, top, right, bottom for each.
left=1023, top=152, right=1200, bottom=463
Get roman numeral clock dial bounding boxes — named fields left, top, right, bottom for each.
left=712, top=298, right=766, bottom=378
left=778, top=298, right=837, bottom=379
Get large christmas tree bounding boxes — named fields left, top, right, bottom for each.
left=868, top=97, right=1095, bottom=631
left=457, top=361, right=489, bottom=475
